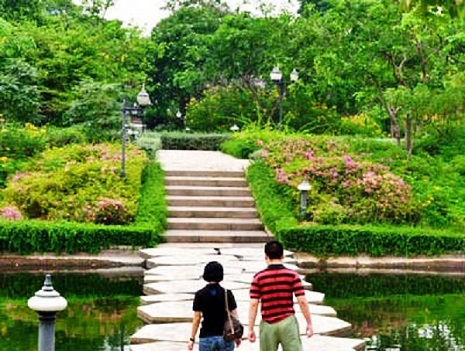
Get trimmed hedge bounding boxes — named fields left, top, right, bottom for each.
left=0, top=160, right=167, bottom=254
left=246, top=160, right=298, bottom=235
left=280, top=224, right=465, bottom=257
left=161, top=132, right=230, bottom=150
left=246, top=160, right=465, bottom=257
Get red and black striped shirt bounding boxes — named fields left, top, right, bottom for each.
left=250, top=264, right=305, bottom=324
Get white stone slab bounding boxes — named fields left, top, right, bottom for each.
left=131, top=321, right=364, bottom=351
left=131, top=323, right=192, bottom=343
left=298, top=314, right=352, bottom=336
left=130, top=341, right=188, bottom=351
left=145, top=265, right=245, bottom=278
left=140, top=294, right=194, bottom=304
left=218, top=247, right=294, bottom=258
left=146, top=254, right=240, bottom=268
left=144, top=280, right=249, bottom=295
left=138, top=301, right=194, bottom=323
left=140, top=247, right=219, bottom=258
left=302, top=334, right=365, bottom=351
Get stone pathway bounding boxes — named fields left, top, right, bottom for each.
left=130, top=243, right=365, bottom=351
left=129, top=150, right=365, bottom=351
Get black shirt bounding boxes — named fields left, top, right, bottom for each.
left=193, top=283, right=238, bottom=338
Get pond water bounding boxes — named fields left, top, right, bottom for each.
left=2, top=270, right=465, bottom=351
left=0, top=270, right=144, bottom=351
left=308, top=272, right=465, bottom=351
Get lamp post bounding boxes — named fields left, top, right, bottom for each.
left=28, top=274, right=67, bottom=351
left=297, top=179, right=311, bottom=220
left=121, top=85, right=152, bottom=179
left=270, top=66, right=299, bottom=130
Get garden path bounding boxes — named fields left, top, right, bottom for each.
left=128, top=150, right=366, bottom=351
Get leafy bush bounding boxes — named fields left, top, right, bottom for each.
left=45, top=125, right=88, bottom=147
left=338, top=113, right=383, bottom=137
left=0, top=143, right=148, bottom=224
left=161, top=132, right=230, bottom=150
left=260, top=137, right=420, bottom=225
left=0, top=122, right=47, bottom=159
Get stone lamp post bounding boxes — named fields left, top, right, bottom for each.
left=28, top=274, right=68, bottom=351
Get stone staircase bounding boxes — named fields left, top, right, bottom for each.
left=164, top=170, right=270, bottom=243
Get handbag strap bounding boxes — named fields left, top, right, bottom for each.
left=224, top=289, right=233, bottom=329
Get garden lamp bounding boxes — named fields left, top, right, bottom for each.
left=28, top=274, right=67, bottom=351
left=297, top=179, right=311, bottom=220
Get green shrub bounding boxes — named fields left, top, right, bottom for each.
left=279, top=224, right=465, bottom=258
left=246, top=161, right=298, bottom=236
left=0, top=123, right=47, bottom=159
left=0, top=143, right=147, bottom=224
left=0, top=219, right=161, bottom=254
left=45, top=125, right=88, bottom=147
left=135, top=161, right=167, bottom=234
left=161, top=132, right=230, bottom=150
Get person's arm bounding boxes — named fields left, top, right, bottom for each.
left=248, top=298, right=259, bottom=343
left=296, top=295, right=313, bottom=338
left=187, top=311, right=201, bottom=350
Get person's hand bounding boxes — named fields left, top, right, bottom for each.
left=235, top=338, right=242, bottom=347
left=248, top=329, right=256, bottom=343
left=187, top=340, right=194, bottom=350
left=306, top=324, right=314, bottom=338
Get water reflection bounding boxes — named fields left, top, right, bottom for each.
left=0, top=271, right=144, bottom=351
left=308, top=272, right=465, bottom=351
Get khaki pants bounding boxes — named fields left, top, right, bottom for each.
left=259, top=315, right=302, bottom=351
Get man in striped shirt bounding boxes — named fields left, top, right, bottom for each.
left=248, top=240, right=313, bottom=351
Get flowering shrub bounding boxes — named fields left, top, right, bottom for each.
left=0, top=143, right=148, bottom=224
left=259, top=137, right=419, bottom=224
left=84, top=198, right=131, bottom=225
left=0, top=205, right=23, bottom=220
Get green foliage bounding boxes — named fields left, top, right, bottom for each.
left=161, top=132, right=231, bottom=150
left=134, top=161, right=167, bottom=235
left=246, top=161, right=298, bottom=236
left=280, top=224, right=465, bottom=257
left=0, top=123, right=47, bottom=159
left=45, top=125, right=89, bottom=147
left=0, top=143, right=146, bottom=224
left=134, top=131, right=162, bottom=158
left=0, top=219, right=159, bottom=254
left=63, top=79, right=122, bottom=141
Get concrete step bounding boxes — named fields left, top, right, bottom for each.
left=167, top=218, right=263, bottom=231
left=166, top=195, right=255, bottom=207
left=168, top=206, right=258, bottom=218
left=165, top=176, right=248, bottom=187
left=163, top=230, right=270, bottom=243
left=166, top=185, right=251, bottom=197
left=165, top=170, right=245, bottom=178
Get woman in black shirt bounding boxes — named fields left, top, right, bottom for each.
left=187, top=261, right=242, bottom=350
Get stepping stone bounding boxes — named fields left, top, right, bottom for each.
left=130, top=341, right=187, bottom=351
left=137, top=300, right=337, bottom=324
left=146, top=254, right=240, bottom=268
left=140, top=294, right=194, bottom=305
left=218, top=247, right=295, bottom=258
left=144, top=280, right=249, bottom=295
left=140, top=247, right=217, bottom=259
left=130, top=314, right=354, bottom=344
left=302, top=334, right=366, bottom=351
left=297, top=314, right=353, bottom=336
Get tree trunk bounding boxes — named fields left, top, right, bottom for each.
left=405, top=114, right=413, bottom=155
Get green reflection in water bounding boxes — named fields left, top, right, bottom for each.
left=0, top=272, right=144, bottom=351
left=308, top=273, right=465, bottom=351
